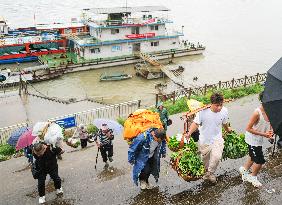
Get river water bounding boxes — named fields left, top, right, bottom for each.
left=1, top=0, right=282, bottom=124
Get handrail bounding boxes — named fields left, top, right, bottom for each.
left=0, top=100, right=141, bottom=144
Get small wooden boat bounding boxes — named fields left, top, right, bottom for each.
left=100, top=73, right=132, bottom=81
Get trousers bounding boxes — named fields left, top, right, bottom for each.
left=198, top=138, right=224, bottom=173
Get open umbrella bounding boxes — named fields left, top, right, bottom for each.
left=16, top=130, right=36, bottom=151
left=262, top=57, right=282, bottom=136
left=7, top=127, right=29, bottom=147
left=93, top=119, right=123, bottom=136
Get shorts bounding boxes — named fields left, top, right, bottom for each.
left=248, top=145, right=265, bottom=164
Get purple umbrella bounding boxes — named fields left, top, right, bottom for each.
left=7, top=127, right=29, bottom=147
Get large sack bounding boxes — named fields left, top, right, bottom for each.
left=123, top=109, right=163, bottom=141
left=44, top=123, right=64, bottom=146
left=32, top=122, right=49, bottom=137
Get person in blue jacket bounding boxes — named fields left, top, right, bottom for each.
left=128, top=128, right=166, bottom=190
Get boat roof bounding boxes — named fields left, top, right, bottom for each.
left=84, top=6, right=170, bottom=14
left=36, top=22, right=85, bottom=30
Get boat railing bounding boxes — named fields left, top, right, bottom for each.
left=91, top=16, right=171, bottom=28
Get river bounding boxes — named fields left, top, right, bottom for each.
left=1, top=0, right=282, bottom=124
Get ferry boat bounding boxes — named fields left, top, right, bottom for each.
left=0, top=6, right=205, bottom=80
left=0, top=17, right=86, bottom=64
left=66, top=6, right=205, bottom=65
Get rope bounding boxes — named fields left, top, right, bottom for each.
left=21, top=75, right=49, bottom=98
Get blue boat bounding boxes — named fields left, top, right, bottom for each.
left=0, top=56, right=38, bottom=64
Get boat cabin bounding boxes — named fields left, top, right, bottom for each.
left=70, top=6, right=183, bottom=61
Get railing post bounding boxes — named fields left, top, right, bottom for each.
left=231, top=78, right=235, bottom=88
left=244, top=75, right=248, bottom=87
left=256, top=73, right=259, bottom=83
left=188, top=88, right=192, bottom=99
left=218, top=81, right=221, bottom=89
left=204, top=84, right=207, bottom=95
left=155, top=94, right=159, bottom=108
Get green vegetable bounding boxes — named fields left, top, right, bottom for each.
left=222, top=132, right=248, bottom=160
left=168, top=135, right=180, bottom=150
left=178, top=150, right=205, bottom=177
left=116, top=117, right=126, bottom=126
left=170, top=137, right=204, bottom=178
left=170, top=152, right=179, bottom=161
left=184, top=138, right=197, bottom=153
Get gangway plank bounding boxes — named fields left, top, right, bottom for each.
left=138, top=52, right=186, bottom=88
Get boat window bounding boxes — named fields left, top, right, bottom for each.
left=65, top=28, right=71, bottom=34
left=111, top=29, right=119, bottom=34
left=151, top=41, right=159, bottom=47
left=77, top=28, right=83, bottom=33
left=150, top=25, right=158, bottom=31
left=112, top=45, right=122, bottom=52
left=90, top=48, right=100, bottom=53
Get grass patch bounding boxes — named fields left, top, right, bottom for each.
left=0, top=144, right=16, bottom=162
left=163, top=83, right=264, bottom=115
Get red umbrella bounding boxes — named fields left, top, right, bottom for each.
left=16, top=130, right=36, bottom=151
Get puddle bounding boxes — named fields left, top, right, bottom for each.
left=97, top=166, right=126, bottom=182
left=45, top=198, right=75, bottom=205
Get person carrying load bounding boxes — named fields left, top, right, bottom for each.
left=124, top=109, right=167, bottom=190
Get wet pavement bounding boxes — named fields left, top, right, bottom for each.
left=0, top=95, right=282, bottom=205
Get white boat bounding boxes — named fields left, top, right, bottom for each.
left=68, top=6, right=205, bottom=64
left=0, top=69, right=33, bottom=85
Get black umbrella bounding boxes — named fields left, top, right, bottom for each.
left=262, top=57, right=282, bottom=136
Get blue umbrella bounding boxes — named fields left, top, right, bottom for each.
left=93, top=119, right=123, bottom=136
left=7, top=127, right=29, bottom=147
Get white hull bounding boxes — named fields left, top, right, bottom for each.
left=64, top=48, right=204, bottom=74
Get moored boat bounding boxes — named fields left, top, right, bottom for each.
left=100, top=73, right=132, bottom=81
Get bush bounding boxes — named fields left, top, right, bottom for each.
left=0, top=144, right=16, bottom=156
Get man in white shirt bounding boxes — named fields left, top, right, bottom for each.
left=185, top=93, right=232, bottom=183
